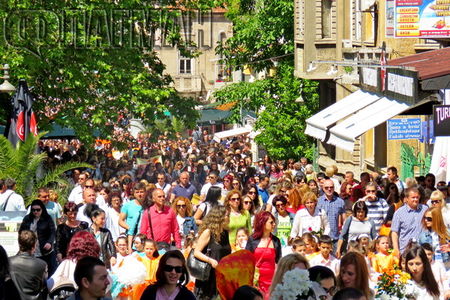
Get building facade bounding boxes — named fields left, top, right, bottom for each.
left=154, top=8, right=234, bottom=102
left=294, top=0, right=447, bottom=177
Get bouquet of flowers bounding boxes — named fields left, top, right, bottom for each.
left=271, top=269, right=318, bottom=300
left=375, top=267, right=419, bottom=300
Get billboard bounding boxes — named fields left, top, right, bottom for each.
left=434, top=105, right=450, bottom=136
left=390, top=0, right=450, bottom=38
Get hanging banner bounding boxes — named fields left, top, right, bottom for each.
left=392, top=0, right=450, bottom=38
left=434, top=105, right=450, bottom=136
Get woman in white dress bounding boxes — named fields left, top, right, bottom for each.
left=105, top=191, right=126, bottom=242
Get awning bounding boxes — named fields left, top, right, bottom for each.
left=304, top=90, right=381, bottom=141
left=327, top=96, right=410, bottom=152
left=213, top=126, right=252, bottom=142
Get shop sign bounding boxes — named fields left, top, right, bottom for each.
left=360, top=67, right=418, bottom=104
left=390, top=0, right=450, bottom=38
left=387, top=118, right=422, bottom=140
left=434, top=105, right=450, bottom=136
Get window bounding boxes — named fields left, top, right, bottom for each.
left=179, top=57, right=192, bottom=74
left=321, top=0, right=332, bottom=38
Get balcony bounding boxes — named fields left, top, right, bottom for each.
left=173, top=75, right=202, bottom=93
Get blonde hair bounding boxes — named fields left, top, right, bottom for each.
left=302, top=191, right=318, bottom=205
left=424, top=207, right=450, bottom=244
left=430, top=190, right=445, bottom=208
left=269, top=253, right=310, bottom=296
left=325, top=166, right=335, bottom=177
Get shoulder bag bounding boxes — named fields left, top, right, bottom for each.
left=186, top=248, right=211, bottom=281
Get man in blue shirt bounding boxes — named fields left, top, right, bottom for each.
left=170, top=171, right=197, bottom=201
left=392, top=187, right=427, bottom=254
left=317, top=179, right=345, bottom=248
left=257, top=175, right=270, bottom=204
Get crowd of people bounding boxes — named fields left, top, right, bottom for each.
left=1, top=130, right=450, bottom=300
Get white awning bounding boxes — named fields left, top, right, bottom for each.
left=213, top=126, right=252, bottom=142
left=305, top=90, right=381, bottom=141
left=327, top=97, right=410, bottom=152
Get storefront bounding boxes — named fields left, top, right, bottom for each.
left=305, top=47, right=450, bottom=176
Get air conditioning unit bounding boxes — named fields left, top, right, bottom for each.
left=361, top=0, right=376, bottom=11
left=342, top=39, right=352, bottom=48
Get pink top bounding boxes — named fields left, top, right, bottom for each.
left=156, top=286, right=180, bottom=300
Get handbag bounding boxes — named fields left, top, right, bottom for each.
left=186, top=248, right=211, bottom=281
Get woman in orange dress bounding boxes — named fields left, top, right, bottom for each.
left=132, top=239, right=160, bottom=300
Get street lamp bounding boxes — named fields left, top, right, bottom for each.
left=0, top=64, right=15, bottom=93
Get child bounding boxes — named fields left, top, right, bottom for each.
left=357, top=233, right=371, bottom=253
left=422, top=243, right=449, bottom=293
left=234, top=227, right=250, bottom=251
left=370, top=235, right=398, bottom=273
left=309, top=235, right=340, bottom=275
left=291, top=238, right=306, bottom=257
left=133, top=239, right=160, bottom=300
left=302, top=232, right=320, bottom=260
left=132, top=233, right=147, bottom=257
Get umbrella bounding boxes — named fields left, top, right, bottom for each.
left=5, top=80, right=38, bottom=146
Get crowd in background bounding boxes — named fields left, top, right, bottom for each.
left=1, top=129, right=450, bottom=300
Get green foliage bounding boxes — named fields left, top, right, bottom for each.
left=216, top=0, right=294, bottom=72
left=0, top=133, right=91, bottom=205
left=214, top=0, right=319, bottom=160
left=214, top=64, right=319, bottom=160
left=0, top=1, right=202, bottom=146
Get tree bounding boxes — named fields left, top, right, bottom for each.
left=214, top=0, right=319, bottom=160
left=0, top=133, right=91, bottom=205
left=214, top=64, right=318, bottom=160
left=0, top=1, right=210, bottom=146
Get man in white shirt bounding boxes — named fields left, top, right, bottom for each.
left=76, top=188, right=97, bottom=225
left=68, top=172, right=88, bottom=204
left=200, top=171, right=223, bottom=201
left=0, top=178, right=25, bottom=211
left=155, top=172, right=171, bottom=202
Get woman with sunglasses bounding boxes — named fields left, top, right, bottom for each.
left=243, top=184, right=261, bottom=215
left=171, top=196, right=197, bottom=239
left=224, top=190, right=252, bottom=250
left=141, top=250, right=195, bottom=300
left=19, top=200, right=57, bottom=276
left=419, top=207, right=450, bottom=268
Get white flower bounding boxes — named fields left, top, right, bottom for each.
left=270, top=269, right=313, bottom=300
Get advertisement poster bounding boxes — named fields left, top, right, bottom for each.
left=393, top=0, right=450, bottom=38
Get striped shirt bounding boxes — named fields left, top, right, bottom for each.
left=364, top=198, right=389, bottom=233
left=317, top=195, right=345, bottom=240
left=391, top=203, right=427, bottom=253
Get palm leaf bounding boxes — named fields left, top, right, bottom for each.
left=0, top=135, right=17, bottom=178
left=36, top=161, right=92, bottom=190
left=15, top=133, right=45, bottom=175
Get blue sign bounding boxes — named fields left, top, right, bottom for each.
left=387, top=118, right=422, bottom=140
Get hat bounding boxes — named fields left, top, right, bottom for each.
left=357, top=233, right=370, bottom=240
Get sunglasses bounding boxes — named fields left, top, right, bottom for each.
left=177, top=205, right=186, bottom=209
left=424, top=217, right=433, bottom=222
left=366, top=190, right=376, bottom=193
left=323, top=286, right=337, bottom=295
left=163, top=265, right=183, bottom=273
left=431, top=200, right=441, bottom=205
left=243, top=201, right=252, bottom=205
left=230, top=197, right=241, bottom=202
left=85, top=185, right=94, bottom=188
left=32, top=208, right=42, bottom=212
left=323, top=186, right=333, bottom=190
left=248, top=191, right=256, bottom=195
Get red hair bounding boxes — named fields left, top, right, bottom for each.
left=252, top=211, right=275, bottom=240
left=66, top=231, right=100, bottom=262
